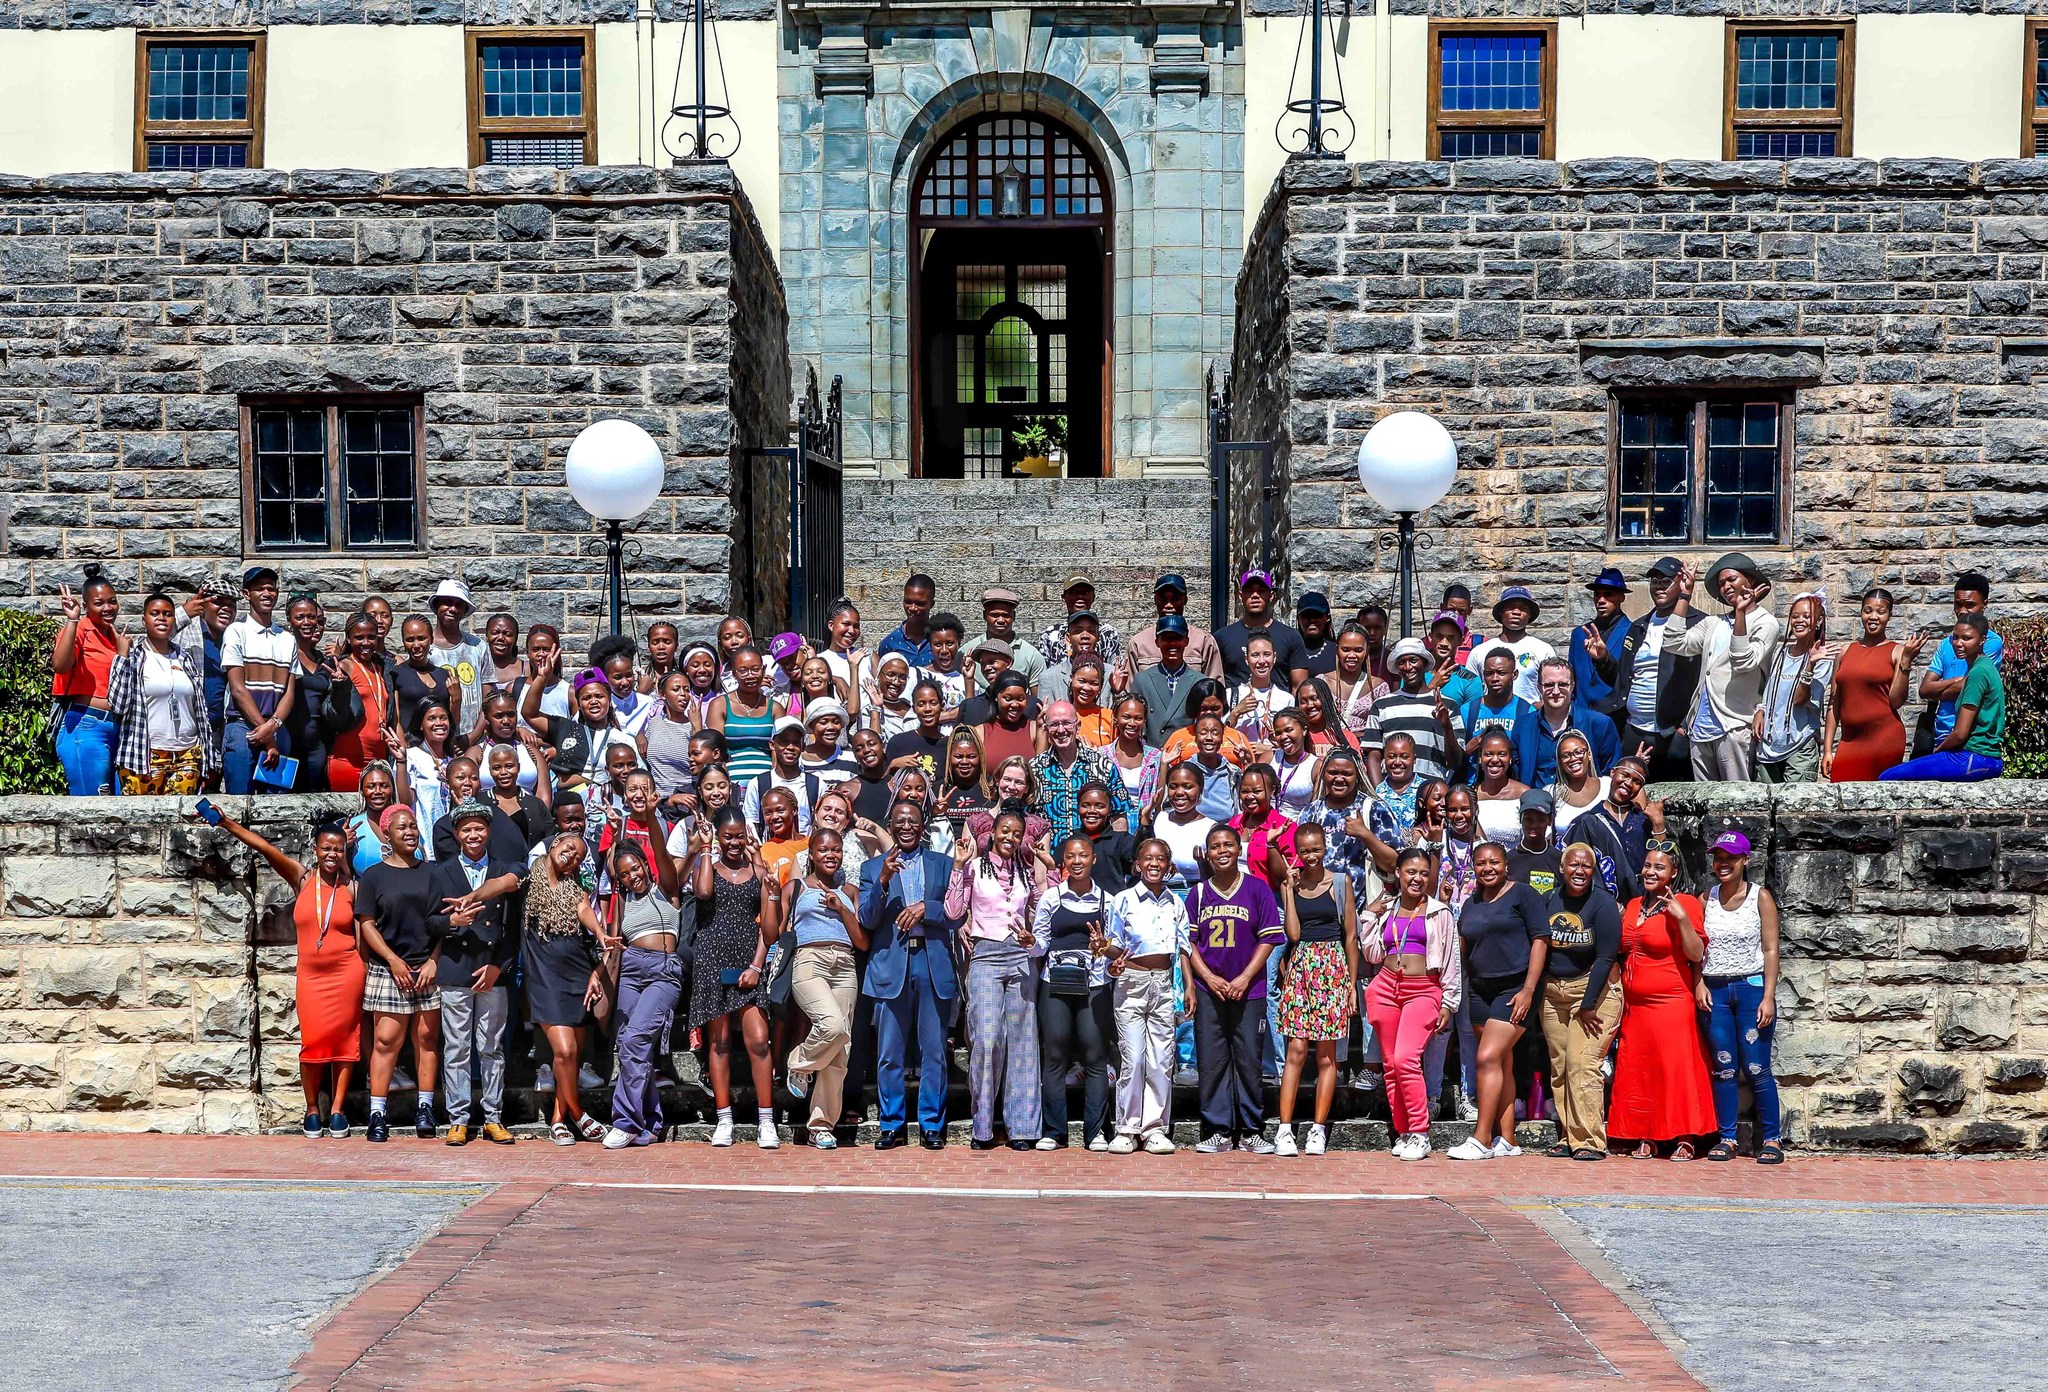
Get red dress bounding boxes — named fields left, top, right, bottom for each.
left=1608, top=895, right=1716, bottom=1143
left=294, top=876, right=364, bottom=1064
left=1830, top=640, right=1905, bottom=782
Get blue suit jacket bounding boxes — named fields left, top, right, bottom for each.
left=859, top=849, right=960, bottom=1002
left=1513, top=700, right=1623, bottom=785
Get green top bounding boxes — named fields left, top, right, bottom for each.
left=1960, top=656, right=2006, bottom=757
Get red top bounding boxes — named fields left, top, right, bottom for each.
left=52, top=621, right=119, bottom=701
left=979, top=719, right=1037, bottom=769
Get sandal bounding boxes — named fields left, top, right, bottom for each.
left=1757, top=1142, right=1785, bottom=1166
left=574, top=1113, right=607, bottom=1142
left=1705, top=1140, right=1737, bottom=1162
left=1545, top=1141, right=1574, bottom=1159
left=1671, top=1141, right=1696, bottom=1162
left=1631, top=1141, right=1655, bottom=1159
left=1571, top=1148, right=1606, bottom=1162
left=550, top=1121, right=576, bottom=1146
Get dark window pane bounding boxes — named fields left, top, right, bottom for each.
left=1736, top=32, right=1838, bottom=112
left=295, top=502, right=328, bottom=549
left=1745, top=401, right=1776, bottom=445
left=2037, top=31, right=2048, bottom=110
left=251, top=408, right=328, bottom=548
left=480, top=42, right=584, bottom=119
left=1706, top=494, right=1739, bottom=539
left=1616, top=399, right=1693, bottom=542
left=1703, top=400, right=1782, bottom=542
left=481, top=135, right=584, bottom=168
left=337, top=407, right=417, bottom=548
left=1439, top=33, right=1544, bottom=112
left=1734, top=130, right=1837, bottom=159
left=1743, top=447, right=1776, bottom=493
left=146, top=141, right=249, bottom=170
left=147, top=44, right=249, bottom=122
left=1439, top=129, right=1544, bottom=161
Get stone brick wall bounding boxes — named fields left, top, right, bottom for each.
left=1665, top=780, right=2048, bottom=1153
left=1232, top=157, right=2048, bottom=634
left=842, top=478, right=1213, bottom=643
left=0, top=164, right=785, bottom=652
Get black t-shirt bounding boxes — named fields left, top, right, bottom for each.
left=393, top=661, right=452, bottom=735
left=1506, top=843, right=1563, bottom=898
left=355, top=860, right=440, bottom=967
left=1298, top=638, right=1340, bottom=678
left=884, top=728, right=949, bottom=783
left=434, top=802, right=549, bottom=863
left=1457, top=882, right=1550, bottom=978
left=1215, top=620, right=1308, bottom=686
left=1543, top=886, right=1622, bottom=1008
left=549, top=718, right=630, bottom=785
left=938, top=785, right=991, bottom=845
left=1085, top=829, right=1138, bottom=896
left=849, top=769, right=897, bottom=825
left=958, top=693, right=1043, bottom=726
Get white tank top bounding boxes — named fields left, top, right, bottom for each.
left=1476, top=795, right=1522, bottom=848
left=1702, top=886, right=1766, bottom=978
left=1155, top=813, right=1216, bottom=889
left=1273, top=752, right=1317, bottom=819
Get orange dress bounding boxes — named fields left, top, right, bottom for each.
left=294, top=876, right=364, bottom=1064
left=1609, top=895, right=1716, bottom=1143
left=1830, top=640, right=1905, bottom=782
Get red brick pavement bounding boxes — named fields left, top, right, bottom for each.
left=5, top=1137, right=2041, bottom=1392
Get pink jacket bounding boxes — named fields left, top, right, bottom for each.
left=1360, top=897, right=1463, bottom=1012
left=943, top=855, right=1042, bottom=945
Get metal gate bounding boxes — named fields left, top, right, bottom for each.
left=743, top=366, right=843, bottom=639
left=1207, top=376, right=1275, bottom=632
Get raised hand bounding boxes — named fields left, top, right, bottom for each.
left=57, top=583, right=80, bottom=622
left=1580, top=622, right=1608, bottom=664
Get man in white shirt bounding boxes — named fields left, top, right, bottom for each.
left=744, top=716, right=818, bottom=834
left=220, top=565, right=301, bottom=794
left=429, top=578, right=492, bottom=741
left=1669, top=553, right=1781, bottom=782
left=1104, top=840, right=1192, bottom=1154
left=1464, top=586, right=1557, bottom=706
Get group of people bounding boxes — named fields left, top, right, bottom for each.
left=54, top=552, right=1997, bottom=1162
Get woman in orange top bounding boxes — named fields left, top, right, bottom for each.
left=205, top=805, right=364, bottom=1139
left=328, top=612, right=396, bottom=794
left=52, top=564, right=129, bottom=795
left=1162, top=679, right=1254, bottom=768
left=1070, top=657, right=1117, bottom=748
left=1822, top=587, right=1929, bottom=782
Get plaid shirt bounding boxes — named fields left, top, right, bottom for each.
left=1028, top=745, right=1134, bottom=842
left=106, top=644, right=218, bottom=780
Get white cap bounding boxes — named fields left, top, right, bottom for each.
left=432, top=578, right=473, bottom=610
left=772, top=714, right=806, bottom=739
left=803, top=699, right=848, bottom=727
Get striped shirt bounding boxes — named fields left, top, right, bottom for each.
left=1359, top=688, right=1452, bottom=783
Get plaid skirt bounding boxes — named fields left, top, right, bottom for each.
left=362, top=960, right=439, bottom=1016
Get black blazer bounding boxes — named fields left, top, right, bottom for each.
left=1594, top=612, right=1702, bottom=734
left=425, top=855, right=526, bottom=980
left=434, top=801, right=547, bottom=863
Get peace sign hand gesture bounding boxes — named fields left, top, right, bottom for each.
left=57, top=584, right=80, bottom=623
left=1581, top=622, right=1608, bottom=664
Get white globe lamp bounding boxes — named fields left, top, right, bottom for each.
left=1356, top=411, right=1458, bottom=637
left=565, top=419, right=666, bottom=635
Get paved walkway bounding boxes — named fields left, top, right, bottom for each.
left=2, top=1136, right=2042, bottom=1391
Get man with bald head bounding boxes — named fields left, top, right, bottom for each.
left=1029, top=699, right=1133, bottom=841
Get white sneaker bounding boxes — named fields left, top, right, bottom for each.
left=757, top=1123, right=781, bottom=1150
left=1240, top=1133, right=1277, bottom=1156
left=1304, top=1124, right=1327, bottom=1156
left=1194, top=1133, right=1234, bottom=1154
left=1273, top=1125, right=1298, bottom=1157
left=1393, top=1133, right=1428, bottom=1161
left=1491, top=1136, right=1523, bottom=1158
left=1035, top=1135, right=1060, bottom=1151
left=579, top=1064, right=604, bottom=1091
left=1143, top=1131, right=1177, bottom=1155
left=1353, top=1070, right=1380, bottom=1092
left=709, top=1118, right=735, bottom=1147
left=1086, top=1136, right=1109, bottom=1153
left=1107, top=1134, right=1139, bottom=1154
left=1458, top=1096, right=1479, bottom=1122
left=601, top=1126, right=635, bottom=1150
left=1447, top=1137, right=1494, bottom=1161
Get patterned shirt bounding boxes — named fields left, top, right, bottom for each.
left=1029, top=745, right=1134, bottom=842
left=1039, top=619, right=1126, bottom=671
left=1367, top=778, right=1421, bottom=846
left=1301, top=795, right=1372, bottom=898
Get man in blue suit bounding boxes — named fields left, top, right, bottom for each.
left=860, top=798, right=960, bottom=1150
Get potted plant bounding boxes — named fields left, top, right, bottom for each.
left=1011, top=416, right=1068, bottom=477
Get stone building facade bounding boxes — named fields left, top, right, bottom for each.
left=0, top=163, right=788, bottom=641
left=1231, top=156, right=2048, bottom=632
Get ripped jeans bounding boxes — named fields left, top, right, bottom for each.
left=1704, top=974, right=1780, bottom=1144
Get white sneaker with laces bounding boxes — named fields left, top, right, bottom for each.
left=1035, top=1135, right=1060, bottom=1151
left=1273, top=1125, right=1298, bottom=1157
left=1194, top=1133, right=1234, bottom=1154
left=709, top=1118, right=735, bottom=1147
left=1087, top=1136, right=1109, bottom=1153
left=1392, top=1133, right=1425, bottom=1161
left=1304, top=1124, right=1327, bottom=1156
left=1107, top=1134, right=1139, bottom=1154
left=1447, top=1136, right=1494, bottom=1161
left=1241, top=1133, right=1277, bottom=1156
left=602, top=1126, right=635, bottom=1150
left=1457, top=1096, right=1479, bottom=1122
left=1491, top=1136, right=1523, bottom=1158
left=757, top=1124, right=781, bottom=1149
left=1142, top=1131, right=1177, bottom=1155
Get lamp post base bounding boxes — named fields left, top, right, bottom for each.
left=605, top=520, right=625, bottom=637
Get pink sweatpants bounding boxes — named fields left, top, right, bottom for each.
left=1365, top=969, right=1444, bottom=1137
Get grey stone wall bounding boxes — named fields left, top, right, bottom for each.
left=1232, top=157, right=2048, bottom=634
left=842, top=477, right=1212, bottom=643
left=1665, top=780, right=2048, bottom=1153
left=0, top=164, right=786, bottom=650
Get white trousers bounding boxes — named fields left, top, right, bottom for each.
left=1113, top=967, right=1176, bottom=1138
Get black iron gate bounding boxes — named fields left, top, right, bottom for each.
left=1208, top=377, right=1275, bottom=632
left=743, top=366, right=843, bottom=639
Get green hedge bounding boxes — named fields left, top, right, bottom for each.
left=2002, top=615, right=2048, bottom=779
left=0, top=607, right=65, bottom=795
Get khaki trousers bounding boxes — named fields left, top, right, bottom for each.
left=788, top=943, right=858, bottom=1134
left=1540, top=973, right=1623, bottom=1151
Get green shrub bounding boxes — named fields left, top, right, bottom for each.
left=2000, top=615, right=2048, bottom=778
left=0, top=607, right=65, bottom=796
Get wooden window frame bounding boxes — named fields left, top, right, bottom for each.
left=1606, top=391, right=1794, bottom=549
left=134, top=30, right=266, bottom=173
left=2024, top=20, right=2048, bottom=157
left=1724, top=21, right=1854, bottom=160
left=1426, top=20, right=1557, bottom=162
left=465, top=26, right=597, bottom=167
left=239, top=395, right=428, bottom=557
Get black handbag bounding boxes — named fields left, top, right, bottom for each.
left=1045, top=949, right=1093, bottom=997
left=320, top=659, right=365, bottom=737
left=766, top=935, right=798, bottom=1012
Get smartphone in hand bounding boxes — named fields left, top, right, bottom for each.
left=194, top=797, right=224, bottom=826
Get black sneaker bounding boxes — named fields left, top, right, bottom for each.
left=302, top=1111, right=322, bottom=1138
left=415, top=1101, right=436, bottom=1139
left=366, top=1114, right=390, bottom=1143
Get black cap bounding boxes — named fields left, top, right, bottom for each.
left=1296, top=590, right=1330, bottom=616
left=1153, top=573, right=1188, bottom=595
left=1155, top=614, right=1190, bottom=639
left=1646, top=556, right=1685, bottom=579
left=1065, top=609, right=1101, bottom=629
left=242, top=565, right=279, bottom=588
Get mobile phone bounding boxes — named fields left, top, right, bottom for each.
left=194, top=797, right=223, bottom=826
left=718, top=968, right=746, bottom=987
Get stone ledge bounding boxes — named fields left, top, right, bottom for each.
left=7, top=165, right=732, bottom=204
left=1279, top=157, right=2033, bottom=198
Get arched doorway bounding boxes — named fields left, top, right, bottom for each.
left=910, top=113, right=1111, bottom=478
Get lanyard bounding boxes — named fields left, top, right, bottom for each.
left=311, top=876, right=340, bottom=953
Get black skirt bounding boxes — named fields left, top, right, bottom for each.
left=525, top=928, right=599, bottom=1027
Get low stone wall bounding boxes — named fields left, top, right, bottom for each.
left=5, top=783, right=2047, bottom=1148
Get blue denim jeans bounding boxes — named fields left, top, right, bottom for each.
left=220, top=719, right=292, bottom=795
left=1878, top=750, right=2004, bottom=782
left=56, top=706, right=118, bottom=796
left=1704, top=975, right=1780, bottom=1144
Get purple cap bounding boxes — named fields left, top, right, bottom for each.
left=1710, top=830, right=1752, bottom=857
left=768, top=632, right=804, bottom=662
left=1239, top=568, right=1276, bottom=590
left=571, top=667, right=609, bottom=693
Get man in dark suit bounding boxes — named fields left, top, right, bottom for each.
left=860, top=798, right=960, bottom=1150
left=1589, top=557, right=1701, bottom=785
left=428, top=800, right=527, bottom=1146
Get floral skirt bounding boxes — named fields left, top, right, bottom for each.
left=1276, top=939, right=1350, bottom=1042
